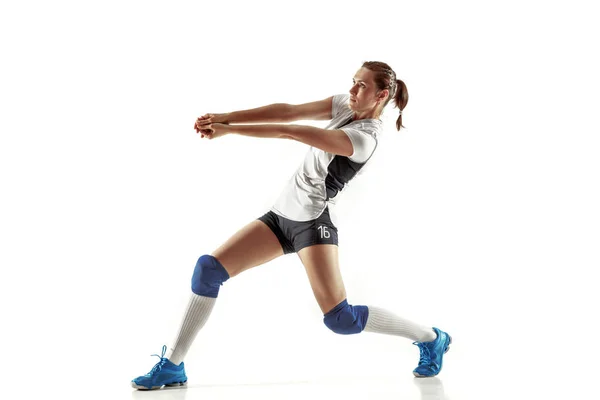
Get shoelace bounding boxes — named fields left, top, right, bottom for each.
left=146, top=345, right=168, bottom=375
left=413, top=342, right=431, bottom=366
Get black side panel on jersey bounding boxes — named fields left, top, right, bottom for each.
left=325, top=156, right=366, bottom=200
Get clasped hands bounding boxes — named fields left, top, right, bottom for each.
left=193, top=113, right=229, bottom=139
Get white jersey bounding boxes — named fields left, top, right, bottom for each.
left=271, top=94, right=383, bottom=221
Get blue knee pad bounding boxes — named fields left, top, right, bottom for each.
left=191, top=255, right=230, bottom=298
left=323, top=299, right=369, bottom=335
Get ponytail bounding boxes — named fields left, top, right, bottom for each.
left=394, top=79, right=408, bottom=131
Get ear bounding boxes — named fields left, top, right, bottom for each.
left=378, top=89, right=389, bottom=101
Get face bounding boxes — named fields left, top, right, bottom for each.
left=348, top=68, right=387, bottom=114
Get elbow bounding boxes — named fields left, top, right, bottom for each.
left=280, top=124, right=300, bottom=141
left=280, top=103, right=295, bottom=123
left=280, top=133, right=296, bottom=141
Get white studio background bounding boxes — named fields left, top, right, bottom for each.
left=1, top=1, right=598, bottom=399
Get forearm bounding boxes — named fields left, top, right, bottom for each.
left=226, top=103, right=294, bottom=124
left=227, top=124, right=319, bottom=140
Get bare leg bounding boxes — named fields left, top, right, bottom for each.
left=212, top=220, right=285, bottom=277
left=297, top=244, right=346, bottom=313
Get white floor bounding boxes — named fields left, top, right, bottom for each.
left=129, top=376, right=451, bottom=400
left=122, top=368, right=592, bottom=400
left=42, top=367, right=587, bottom=400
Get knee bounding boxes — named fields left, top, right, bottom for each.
left=191, top=255, right=230, bottom=298
left=323, top=299, right=369, bottom=335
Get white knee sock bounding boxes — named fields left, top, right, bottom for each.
left=364, top=306, right=436, bottom=342
left=165, top=293, right=216, bottom=365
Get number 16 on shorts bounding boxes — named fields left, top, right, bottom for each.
left=318, top=225, right=330, bottom=239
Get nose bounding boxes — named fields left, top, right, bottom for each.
left=349, top=85, right=358, bottom=96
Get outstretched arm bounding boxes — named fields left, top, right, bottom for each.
left=199, top=123, right=353, bottom=157
left=198, top=96, right=334, bottom=125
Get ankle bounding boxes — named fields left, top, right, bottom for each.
left=421, top=328, right=437, bottom=342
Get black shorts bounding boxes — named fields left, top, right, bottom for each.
left=257, top=207, right=339, bottom=254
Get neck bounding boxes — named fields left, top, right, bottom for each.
left=352, top=105, right=382, bottom=121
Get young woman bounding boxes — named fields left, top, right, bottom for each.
left=132, top=61, right=451, bottom=390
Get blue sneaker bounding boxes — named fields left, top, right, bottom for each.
left=412, top=327, right=452, bottom=377
left=131, top=345, right=187, bottom=390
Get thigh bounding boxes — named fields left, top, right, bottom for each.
left=297, top=244, right=347, bottom=314
left=212, top=219, right=284, bottom=278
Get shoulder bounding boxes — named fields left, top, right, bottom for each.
left=344, top=119, right=383, bottom=139
left=332, top=94, right=351, bottom=118
left=333, top=93, right=350, bottom=103
left=339, top=120, right=382, bottom=162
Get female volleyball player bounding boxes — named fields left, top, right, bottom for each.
left=132, top=61, right=451, bottom=390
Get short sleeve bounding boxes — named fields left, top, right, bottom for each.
left=340, top=125, right=377, bottom=163
left=331, top=94, right=350, bottom=119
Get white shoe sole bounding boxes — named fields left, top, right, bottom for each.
left=131, top=381, right=187, bottom=390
